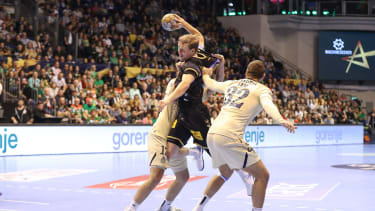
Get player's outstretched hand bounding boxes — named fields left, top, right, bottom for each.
left=173, top=14, right=185, bottom=29
left=202, top=67, right=214, bottom=76
left=280, top=120, right=297, bottom=133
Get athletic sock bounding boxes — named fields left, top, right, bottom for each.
left=252, top=207, right=262, bottom=211
left=159, top=199, right=173, bottom=210
left=129, top=200, right=139, bottom=209
left=192, top=195, right=210, bottom=210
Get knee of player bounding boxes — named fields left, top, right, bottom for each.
left=257, top=169, right=270, bottom=183
left=175, top=171, right=190, bottom=183
left=149, top=170, right=164, bottom=185
left=218, top=169, right=233, bottom=182
left=263, top=169, right=270, bottom=182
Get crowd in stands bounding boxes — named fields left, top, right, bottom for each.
left=0, top=0, right=372, bottom=127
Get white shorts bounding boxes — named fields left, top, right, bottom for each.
left=207, top=133, right=260, bottom=170
left=148, top=133, right=187, bottom=173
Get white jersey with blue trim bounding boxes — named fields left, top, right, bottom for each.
left=208, top=78, right=283, bottom=139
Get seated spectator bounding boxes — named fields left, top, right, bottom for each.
left=129, top=82, right=141, bottom=99
left=142, top=112, right=153, bottom=124
left=116, top=111, right=130, bottom=124
left=33, top=102, right=53, bottom=123
left=83, top=98, right=96, bottom=120
left=324, top=112, right=335, bottom=125
left=11, top=99, right=33, bottom=124
left=56, top=96, right=70, bottom=119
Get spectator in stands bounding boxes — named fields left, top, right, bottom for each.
left=141, top=112, right=153, bottom=124
left=324, top=112, right=335, bottom=125
left=33, top=102, right=53, bottom=123
left=11, top=99, right=33, bottom=124
left=129, top=82, right=141, bottom=99
left=116, top=111, right=130, bottom=124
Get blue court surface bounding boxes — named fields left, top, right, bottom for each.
left=0, top=144, right=374, bottom=211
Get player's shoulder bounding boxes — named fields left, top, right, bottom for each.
left=257, top=82, right=270, bottom=90
left=182, top=59, right=200, bottom=69
left=256, top=83, right=272, bottom=95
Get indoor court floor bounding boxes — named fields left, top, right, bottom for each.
left=0, top=144, right=374, bottom=211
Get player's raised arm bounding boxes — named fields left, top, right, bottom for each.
left=259, top=89, right=296, bottom=133
left=173, top=14, right=204, bottom=48
left=212, top=54, right=225, bottom=82
left=202, top=67, right=231, bottom=93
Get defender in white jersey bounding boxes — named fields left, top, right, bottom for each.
left=192, top=60, right=296, bottom=211
left=124, top=78, right=187, bottom=211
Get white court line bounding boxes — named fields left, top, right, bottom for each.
left=0, top=209, right=19, bottom=211
left=0, top=199, right=49, bottom=206
left=319, top=182, right=341, bottom=200
left=339, top=153, right=375, bottom=156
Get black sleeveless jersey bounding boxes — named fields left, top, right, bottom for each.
left=174, top=57, right=203, bottom=111
left=174, top=49, right=219, bottom=113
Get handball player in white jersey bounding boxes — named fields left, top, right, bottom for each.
left=124, top=78, right=187, bottom=211
left=192, top=60, right=296, bottom=211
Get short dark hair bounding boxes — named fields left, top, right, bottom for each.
left=204, top=37, right=218, bottom=54
left=246, top=60, right=265, bottom=80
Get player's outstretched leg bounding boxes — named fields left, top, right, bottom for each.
left=243, top=160, right=269, bottom=211
left=156, top=169, right=189, bottom=211
left=192, top=164, right=233, bottom=211
left=124, top=167, right=164, bottom=211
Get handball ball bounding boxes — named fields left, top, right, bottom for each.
left=161, top=13, right=181, bottom=31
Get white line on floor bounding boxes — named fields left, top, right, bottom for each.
left=319, top=182, right=341, bottom=200
left=0, top=199, right=49, bottom=205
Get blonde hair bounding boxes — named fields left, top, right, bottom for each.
left=178, top=34, right=199, bottom=51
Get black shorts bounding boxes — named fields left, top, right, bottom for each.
left=167, top=105, right=211, bottom=152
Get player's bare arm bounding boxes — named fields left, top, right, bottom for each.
left=212, top=54, right=225, bottom=82
left=173, top=14, right=204, bottom=47
left=260, top=93, right=296, bottom=133
left=202, top=67, right=231, bottom=93
left=159, top=73, right=195, bottom=110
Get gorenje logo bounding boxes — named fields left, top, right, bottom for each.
left=324, top=38, right=352, bottom=55
left=244, top=127, right=265, bottom=146
left=112, top=131, right=148, bottom=150
left=0, top=128, right=18, bottom=153
left=315, top=130, right=342, bottom=144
